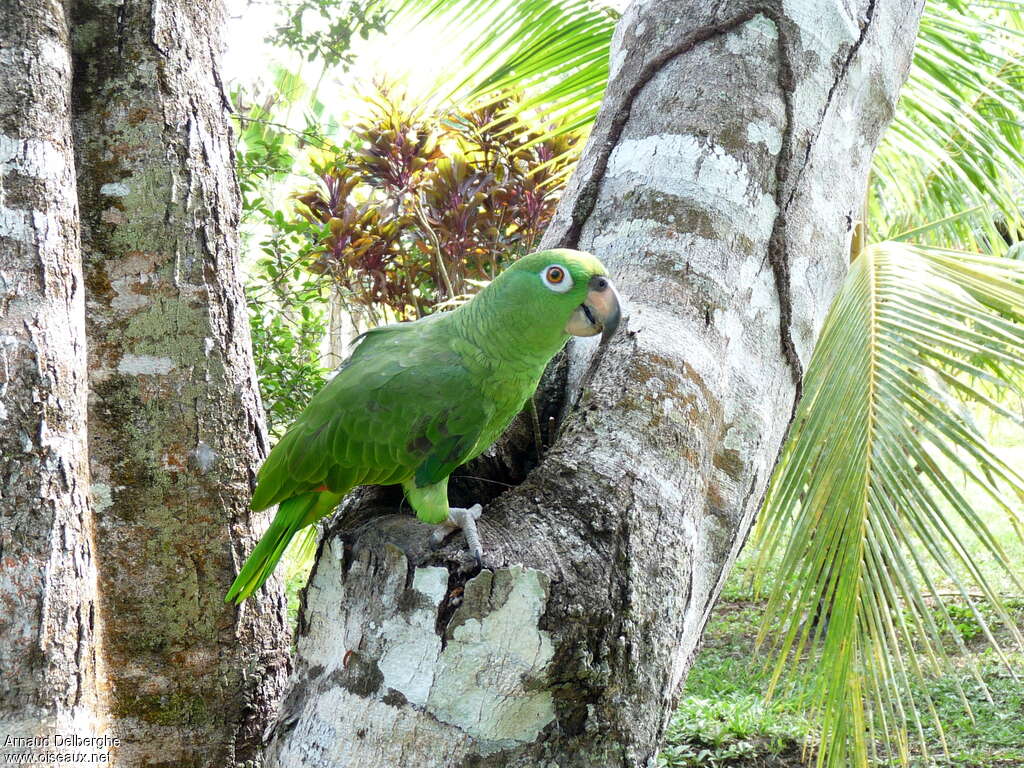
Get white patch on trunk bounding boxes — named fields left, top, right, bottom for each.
left=426, top=567, right=555, bottom=750
left=724, top=12, right=777, bottom=54
left=377, top=567, right=446, bottom=706
left=117, top=354, right=175, bottom=375
left=605, top=133, right=777, bottom=240
left=0, top=134, right=67, bottom=180
left=609, top=46, right=628, bottom=79
left=0, top=207, right=61, bottom=250
left=191, top=441, right=216, bottom=472
left=35, top=35, right=71, bottom=76
left=31, top=210, right=62, bottom=253
left=746, top=121, right=782, bottom=155
left=0, top=207, right=29, bottom=244
left=99, top=182, right=131, bottom=196
left=783, top=0, right=858, bottom=60
left=91, top=483, right=113, bottom=513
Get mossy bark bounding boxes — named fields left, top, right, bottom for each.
left=268, top=1, right=923, bottom=766
left=0, top=0, right=101, bottom=746
left=70, top=1, right=289, bottom=765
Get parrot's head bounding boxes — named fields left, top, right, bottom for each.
left=490, top=248, right=622, bottom=350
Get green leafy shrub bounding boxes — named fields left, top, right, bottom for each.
left=268, top=0, right=388, bottom=68
left=233, top=81, right=339, bottom=436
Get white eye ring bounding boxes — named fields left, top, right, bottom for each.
left=540, top=264, right=573, bottom=293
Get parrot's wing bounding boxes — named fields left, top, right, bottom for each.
left=411, top=410, right=485, bottom=488
left=251, top=316, right=491, bottom=510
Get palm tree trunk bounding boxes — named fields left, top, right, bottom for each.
left=267, top=0, right=923, bottom=765
left=71, top=0, right=289, bottom=763
left=0, top=0, right=101, bottom=747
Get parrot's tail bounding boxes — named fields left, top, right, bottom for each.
left=226, top=492, right=322, bottom=604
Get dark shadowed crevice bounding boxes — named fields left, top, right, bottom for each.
left=783, top=0, right=880, bottom=216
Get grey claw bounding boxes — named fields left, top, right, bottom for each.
left=444, top=503, right=484, bottom=563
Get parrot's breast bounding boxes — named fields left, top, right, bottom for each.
left=468, top=368, right=544, bottom=463
left=446, top=321, right=562, bottom=465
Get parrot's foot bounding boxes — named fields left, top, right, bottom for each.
left=431, top=504, right=484, bottom=565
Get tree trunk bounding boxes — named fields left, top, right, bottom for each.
left=0, top=0, right=102, bottom=749
left=267, top=1, right=924, bottom=766
left=326, top=284, right=370, bottom=370
left=70, top=1, right=289, bottom=764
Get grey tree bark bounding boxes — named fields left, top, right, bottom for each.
left=0, top=0, right=101, bottom=750
left=266, top=1, right=923, bottom=767
left=326, top=284, right=371, bottom=370
left=69, top=0, right=289, bottom=764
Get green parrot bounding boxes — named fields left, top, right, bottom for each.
left=226, top=248, right=620, bottom=603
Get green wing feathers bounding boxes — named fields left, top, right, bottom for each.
left=226, top=491, right=342, bottom=603
left=227, top=314, right=495, bottom=603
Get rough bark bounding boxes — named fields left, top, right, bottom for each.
left=70, top=1, right=289, bottom=764
left=0, top=0, right=102, bottom=747
left=268, top=0, right=923, bottom=766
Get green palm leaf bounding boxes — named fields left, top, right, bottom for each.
left=753, top=241, right=1024, bottom=767
left=393, top=0, right=615, bottom=133
left=872, top=2, right=1024, bottom=250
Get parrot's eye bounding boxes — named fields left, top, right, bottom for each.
left=541, top=264, right=573, bottom=293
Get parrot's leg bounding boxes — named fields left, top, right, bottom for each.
left=404, top=479, right=485, bottom=564
left=430, top=504, right=483, bottom=564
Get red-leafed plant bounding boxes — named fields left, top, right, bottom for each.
left=296, top=85, right=580, bottom=324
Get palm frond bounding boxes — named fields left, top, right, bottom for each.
left=753, top=241, right=1024, bottom=767
left=872, top=2, right=1024, bottom=250
left=391, top=0, right=615, bottom=135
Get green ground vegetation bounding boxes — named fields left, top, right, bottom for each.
left=664, top=503, right=1024, bottom=768
left=663, top=422, right=1024, bottom=767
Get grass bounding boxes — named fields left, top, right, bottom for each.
left=661, top=562, right=1024, bottom=768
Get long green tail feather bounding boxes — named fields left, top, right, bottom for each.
left=226, top=492, right=325, bottom=604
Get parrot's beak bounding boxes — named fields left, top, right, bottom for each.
left=565, top=275, right=622, bottom=343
